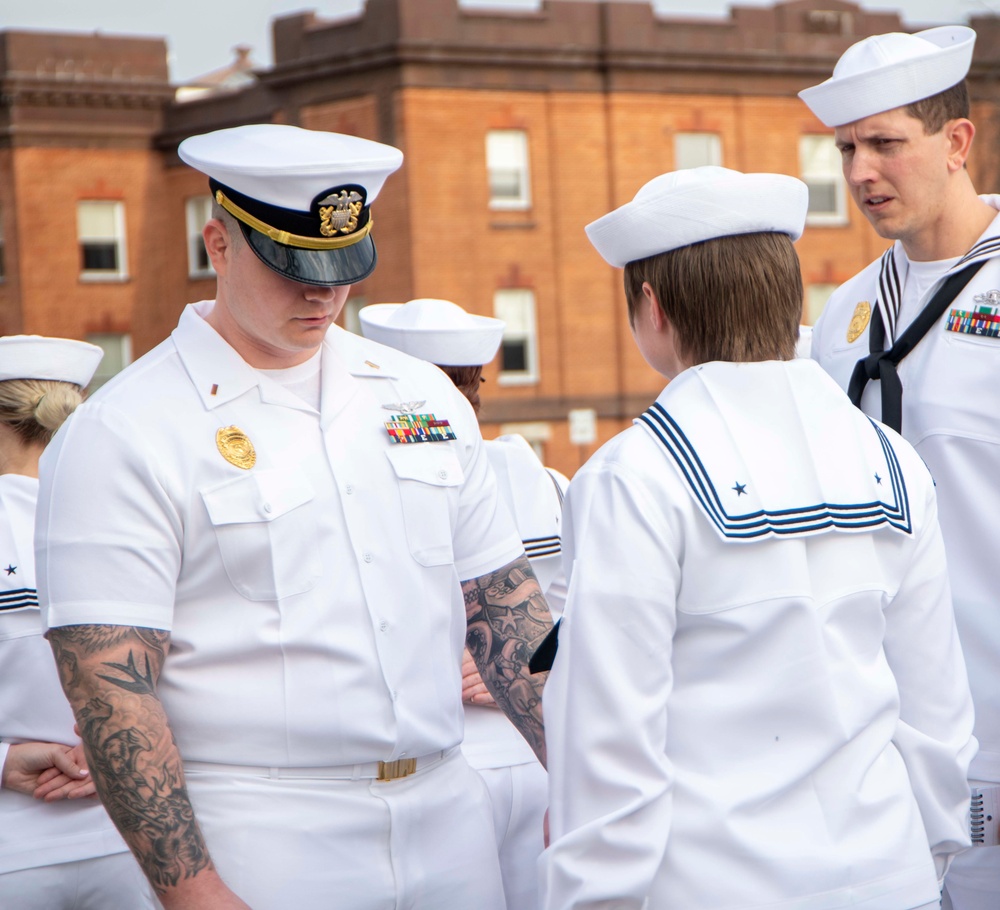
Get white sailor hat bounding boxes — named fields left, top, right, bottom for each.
left=178, top=123, right=404, bottom=287
left=799, top=26, right=975, bottom=128
left=358, top=299, right=506, bottom=366
left=585, top=166, right=808, bottom=269
left=0, top=335, right=103, bottom=387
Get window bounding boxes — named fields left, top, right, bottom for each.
left=0, top=210, right=5, bottom=282
left=494, top=289, right=538, bottom=384
left=800, top=135, right=847, bottom=226
left=486, top=130, right=531, bottom=210
left=674, top=132, right=722, bottom=170
left=86, top=333, right=132, bottom=390
left=806, top=283, right=838, bottom=325
left=77, top=201, right=128, bottom=279
left=186, top=196, right=215, bottom=278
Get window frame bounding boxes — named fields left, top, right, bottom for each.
left=77, top=200, right=129, bottom=282
left=494, top=288, right=539, bottom=386
left=185, top=195, right=216, bottom=279
left=486, top=129, right=532, bottom=211
left=673, top=132, right=723, bottom=170
left=799, top=134, right=848, bottom=227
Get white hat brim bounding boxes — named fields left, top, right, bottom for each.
left=359, top=302, right=506, bottom=366
left=585, top=168, right=808, bottom=269
left=0, top=336, right=104, bottom=386
left=798, top=26, right=975, bottom=127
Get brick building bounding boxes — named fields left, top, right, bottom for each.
left=2, top=0, right=999, bottom=474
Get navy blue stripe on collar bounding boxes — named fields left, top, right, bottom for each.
left=638, top=402, right=911, bottom=540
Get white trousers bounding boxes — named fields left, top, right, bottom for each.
left=0, top=852, right=155, bottom=910
left=942, top=845, right=1000, bottom=910
left=477, top=761, right=548, bottom=910
left=185, top=748, right=505, bottom=910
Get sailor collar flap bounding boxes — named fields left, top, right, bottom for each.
left=635, top=362, right=912, bottom=543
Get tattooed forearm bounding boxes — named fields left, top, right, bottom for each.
left=462, top=554, right=552, bottom=766
left=47, top=625, right=214, bottom=895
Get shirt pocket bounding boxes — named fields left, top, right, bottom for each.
left=385, top=445, right=464, bottom=566
left=201, top=469, right=321, bottom=601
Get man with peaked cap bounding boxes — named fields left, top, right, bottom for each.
left=35, top=124, right=552, bottom=910
left=800, top=26, right=1000, bottom=908
left=538, top=166, right=975, bottom=910
left=360, top=297, right=569, bottom=910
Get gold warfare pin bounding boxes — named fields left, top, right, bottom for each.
left=216, top=426, right=256, bottom=470
left=846, top=301, right=872, bottom=344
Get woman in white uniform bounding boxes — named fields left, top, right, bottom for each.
left=0, top=335, right=153, bottom=910
left=539, top=168, right=977, bottom=910
left=360, top=298, right=566, bottom=910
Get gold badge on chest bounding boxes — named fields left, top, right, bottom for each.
left=846, top=301, right=872, bottom=344
left=216, top=426, right=256, bottom=470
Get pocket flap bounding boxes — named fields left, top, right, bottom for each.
left=201, top=469, right=314, bottom=526
left=385, top=445, right=464, bottom=487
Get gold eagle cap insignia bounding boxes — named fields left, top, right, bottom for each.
left=216, top=426, right=256, bottom=470
left=846, top=301, right=872, bottom=344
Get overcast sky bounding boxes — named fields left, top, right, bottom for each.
left=1, top=0, right=996, bottom=84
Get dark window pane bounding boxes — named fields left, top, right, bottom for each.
left=490, top=169, right=522, bottom=200
left=806, top=180, right=837, bottom=215
left=196, top=240, right=210, bottom=272
left=0, top=245, right=5, bottom=280
left=82, top=242, right=118, bottom=271
left=502, top=339, right=528, bottom=373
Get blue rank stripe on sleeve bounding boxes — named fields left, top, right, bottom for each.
left=947, top=307, right=1000, bottom=339
left=637, top=402, right=912, bottom=539
left=385, top=413, right=458, bottom=444
left=0, top=587, right=39, bottom=611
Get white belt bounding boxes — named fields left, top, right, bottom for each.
left=971, top=785, right=1000, bottom=847
left=183, top=747, right=455, bottom=783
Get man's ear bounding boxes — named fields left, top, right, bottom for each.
left=203, top=218, right=232, bottom=275
left=641, top=281, right=666, bottom=332
left=944, top=118, right=976, bottom=173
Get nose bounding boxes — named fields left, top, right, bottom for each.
left=845, top=148, right=876, bottom=187
left=302, top=282, right=337, bottom=302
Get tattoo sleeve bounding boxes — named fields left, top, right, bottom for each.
left=47, top=625, right=214, bottom=897
left=462, top=554, right=551, bottom=766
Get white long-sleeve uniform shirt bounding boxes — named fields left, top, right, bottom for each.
left=812, top=199, right=1000, bottom=784
left=0, top=475, right=130, bottom=874
left=541, top=360, right=976, bottom=910
left=36, top=301, right=523, bottom=769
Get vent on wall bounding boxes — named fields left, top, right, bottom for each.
left=805, top=10, right=853, bottom=35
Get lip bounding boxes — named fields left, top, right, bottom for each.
left=295, top=315, right=331, bottom=326
left=864, top=194, right=892, bottom=212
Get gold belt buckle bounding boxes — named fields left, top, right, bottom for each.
left=377, top=757, right=417, bottom=782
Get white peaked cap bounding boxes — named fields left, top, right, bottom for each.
left=358, top=299, right=506, bottom=366
left=0, top=335, right=104, bottom=386
left=585, top=166, right=809, bottom=268
left=178, top=124, right=404, bottom=286
left=799, top=26, right=975, bottom=127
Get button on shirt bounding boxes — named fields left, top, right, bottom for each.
left=36, top=301, right=523, bottom=768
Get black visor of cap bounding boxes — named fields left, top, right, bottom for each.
left=238, top=220, right=377, bottom=287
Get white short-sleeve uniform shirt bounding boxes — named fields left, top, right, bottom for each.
left=36, top=301, right=523, bottom=768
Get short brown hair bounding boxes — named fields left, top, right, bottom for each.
left=905, top=80, right=970, bottom=134
left=623, top=232, right=802, bottom=364
left=438, top=364, right=484, bottom=413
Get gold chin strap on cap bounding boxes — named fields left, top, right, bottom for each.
left=215, top=189, right=373, bottom=251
